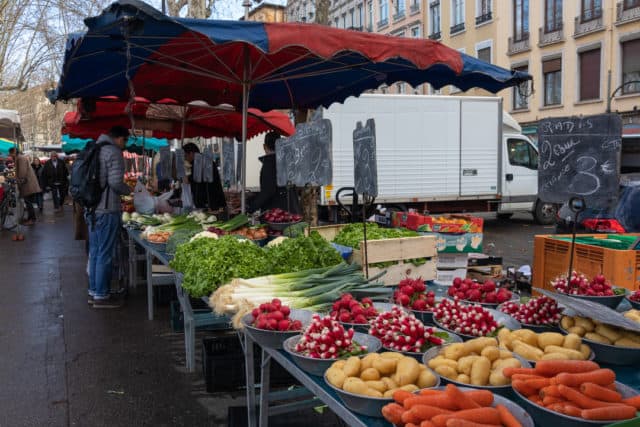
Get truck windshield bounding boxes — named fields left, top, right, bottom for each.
left=507, top=139, right=538, bottom=170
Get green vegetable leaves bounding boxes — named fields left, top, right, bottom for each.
left=333, top=223, right=418, bottom=249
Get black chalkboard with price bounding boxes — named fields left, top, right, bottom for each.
left=537, top=114, right=622, bottom=209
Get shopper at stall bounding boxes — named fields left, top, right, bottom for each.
left=8, top=147, right=41, bottom=225
left=248, top=132, right=300, bottom=214
left=182, top=143, right=226, bottom=211
left=31, top=157, right=44, bottom=213
left=88, top=126, right=132, bottom=309
left=42, top=151, right=69, bottom=212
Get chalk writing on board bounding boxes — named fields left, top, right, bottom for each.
left=353, top=118, right=378, bottom=197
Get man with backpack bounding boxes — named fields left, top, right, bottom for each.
left=82, top=126, right=132, bottom=308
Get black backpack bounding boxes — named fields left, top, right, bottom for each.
left=69, top=141, right=109, bottom=213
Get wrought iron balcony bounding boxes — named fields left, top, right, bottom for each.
left=538, top=25, right=564, bottom=47
left=410, top=3, right=420, bottom=14
left=428, top=31, right=441, bottom=40
left=475, top=12, right=492, bottom=25
left=450, top=22, right=465, bottom=34
left=393, top=10, right=405, bottom=21
left=377, top=18, right=388, bottom=28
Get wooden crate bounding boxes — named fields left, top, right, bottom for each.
left=532, top=235, right=640, bottom=292
left=307, top=224, right=346, bottom=241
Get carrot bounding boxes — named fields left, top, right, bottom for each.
left=404, top=395, right=459, bottom=411
left=526, top=378, right=551, bottom=391
left=546, top=402, right=566, bottom=413
left=557, top=384, right=627, bottom=409
left=420, top=389, right=445, bottom=396
left=464, top=390, right=494, bottom=407
left=622, top=395, right=640, bottom=409
left=512, top=380, right=538, bottom=397
left=502, top=367, right=538, bottom=377
left=581, top=405, right=638, bottom=421
left=542, top=395, right=565, bottom=406
left=495, top=404, right=523, bottom=427
left=580, top=382, right=622, bottom=403
left=561, top=403, right=583, bottom=418
left=402, top=408, right=421, bottom=425
left=445, top=384, right=481, bottom=410
left=406, top=424, right=420, bottom=427
left=529, top=394, right=543, bottom=405
left=445, top=420, right=501, bottom=427
left=535, top=360, right=599, bottom=376
left=409, top=405, right=452, bottom=421
left=431, top=407, right=501, bottom=427
left=556, top=369, right=616, bottom=388
left=421, top=421, right=437, bottom=427
left=511, top=374, right=547, bottom=382
left=605, top=383, right=618, bottom=391
left=382, top=402, right=405, bottom=425
left=539, top=385, right=561, bottom=399
left=395, top=389, right=417, bottom=405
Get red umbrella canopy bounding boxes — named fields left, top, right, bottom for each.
left=62, top=97, right=295, bottom=140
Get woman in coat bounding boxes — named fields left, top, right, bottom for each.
left=9, top=148, right=41, bottom=225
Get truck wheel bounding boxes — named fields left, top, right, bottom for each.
left=534, top=201, right=557, bottom=225
left=496, top=213, right=513, bottom=220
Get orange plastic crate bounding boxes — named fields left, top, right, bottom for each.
left=532, top=234, right=640, bottom=292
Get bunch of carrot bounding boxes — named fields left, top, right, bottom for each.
left=504, top=359, right=640, bottom=421
left=381, top=383, right=523, bottom=427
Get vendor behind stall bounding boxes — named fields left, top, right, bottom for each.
left=248, top=132, right=300, bottom=214
left=182, top=143, right=226, bottom=211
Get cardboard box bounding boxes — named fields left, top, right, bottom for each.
left=420, top=232, right=483, bottom=253
left=435, top=268, right=468, bottom=286
left=437, top=253, right=470, bottom=269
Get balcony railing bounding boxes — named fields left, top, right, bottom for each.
left=508, top=34, right=530, bottom=55
left=475, top=12, right=492, bottom=25
left=393, top=10, right=406, bottom=21
left=574, top=14, right=604, bottom=36
left=617, top=1, right=640, bottom=24
left=377, top=18, right=388, bottom=28
left=347, top=25, right=363, bottom=31
left=450, top=22, right=465, bottom=34
left=410, top=3, right=420, bottom=14
left=538, top=25, right=564, bottom=46
left=429, top=31, right=441, bottom=40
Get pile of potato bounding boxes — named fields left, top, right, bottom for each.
left=325, top=352, right=438, bottom=398
left=426, top=337, right=522, bottom=386
left=623, top=309, right=640, bottom=324
left=497, top=328, right=592, bottom=361
left=561, top=315, right=640, bottom=348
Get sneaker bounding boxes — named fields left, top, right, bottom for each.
left=92, top=296, right=123, bottom=309
left=88, top=295, right=94, bottom=305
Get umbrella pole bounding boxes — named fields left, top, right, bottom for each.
left=240, top=47, right=250, bottom=214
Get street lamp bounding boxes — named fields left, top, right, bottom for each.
left=606, top=80, right=640, bottom=113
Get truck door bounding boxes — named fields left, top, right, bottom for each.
left=501, top=137, right=539, bottom=210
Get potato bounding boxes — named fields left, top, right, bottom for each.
left=614, top=338, right=640, bottom=348
left=418, top=364, right=427, bottom=371
left=584, top=332, right=612, bottom=345
left=595, top=324, right=623, bottom=343
left=428, top=357, right=459, bottom=370
left=563, top=333, right=582, bottom=350
left=537, top=332, right=565, bottom=349
left=540, top=352, right=569, bottom=360
left=360, top=353, right=380, bottom=371
left=326, top=367, right=347, bottom=388
left=622, top=332, right=640, bottom=343
left=362, top=387, right=384, bottom=398
left=499, top=349, right=513, bottom=359
left=396, top=357, right=420, bottom=386
left=561, top=316, right=575, bottom=330
left=470, top=356, right=491, bottom=386
left=494, top=357, right=522, bottom=371
left=511, top=329, right=538, bottom=347
left=365, top=380, right=387, bottom=393
left=443, top=343, right=468, bottom=360
left=574, top=317, right=595, bottom=332
left=513, top=341, right=544, bottom=361
left=567, top=326, right=587, bottom=336
left=391, top=372, right=401, bottom=385
left=489, top=369, right=510, bottom=386
left=417, top=369, right=437, bottom=388
left=331, top=360, right=347, bottom=370
left=380, top=352, right=405, bottom=360
left=383, top=389, right=397, bottom=398
left=457, top=355, right=480, bottom=376
left=343, top=377, right=367, bottom=394
left=624, top=310, right=640, bottom=323
left=579, top=344, right=592, bottom=359
left=544, top=345, right=585, bottom=360
left=399, top=384, right=419, bottom=392
left=381, top=377, right=398, bottom=391
left=456, top=374, right=471, bottom=384
left=343, top=356, right=362, bottom=377
left=373, top=358, right=397, bottom=375
left=481, top=346, right=500, bottom=362
left=464, top=337, right=498, bottom=355
left=434, top=365, right=458, bottom=379
left=497, top=329, right=513, bottom=349
left=360, top=367, right=381, bottom=381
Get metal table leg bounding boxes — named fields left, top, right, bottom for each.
left=259, top=351, right=271, bottom=427
left=128, top=234, right=135, bottom=289
left=146, top=251, right=154, bottom=321
left=175, top=275, right=196, bottom=372
left=244, top=332, right=257, bottom=427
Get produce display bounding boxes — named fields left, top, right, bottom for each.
left=624, top=309, right=640, bottom=324
left=551, top=271, right=624, bottom=296
left=433, top=299, right=500, bottom=337
left=250, top=298, right=302, bottom=332
left=381, top=384, right=524, bottom=427
left=330, top=294, right=378, bottom=324
left=207, top=225, right=268, bottom=240
left=145, top=230, right=172, bottom=243
left=447, top=277, right=513, bottom=304
left=507, top=360, right=640, bottom=422
left=332, top=223, right=419, bottom=249
left=266, top=231, right=344, bottom=274
left=499, top=296, right=562, bottom=326
left=369, top=306, right=447, bottom=353
left=262, top=208, right=302, bottom=223
left=294, top=314, right=367, bottom=359
left=426, top=336, right=523, bottom=386
left=560, top=315, right=640, bottom=348
left=393, top=277, right=438, bottom=311
left=629, top=290, right=640, bottom=302
left=497, top=329, right=592, bottom=362
left=325, top=352, right=437, bottom=398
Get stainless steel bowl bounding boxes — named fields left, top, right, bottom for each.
left=339, top=302, right=401, bottom=334
left=410, top=297, right=445, bottom=325
left=423, top=345, right=531, bottom=396
left=241, top=309, right=313, bottom=349
left=559, top=324, right=640, bottom=366
left=555, top=288, right=626, bottom=310
left=381, top=327, right=463, bottom=361
left=433, top=308, right=521, bottom=341
left=324, top=369, right=441, bottom=418
left=513, top=381, right=638, bottom=427
left=495, top=302, right=562, bottom=333
left=283, top=332, right=382, bottom=377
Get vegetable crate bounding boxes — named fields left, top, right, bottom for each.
left=532, top=234, right=640, bottom=293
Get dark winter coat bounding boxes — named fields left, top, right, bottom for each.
left=42, top=158, right=69, bottom=189
left=188, top=160, right=227, bottom=211
left=248, top=153, right=300, bottom=214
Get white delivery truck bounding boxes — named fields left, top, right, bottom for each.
left=319, top=94, right=556, bottom=224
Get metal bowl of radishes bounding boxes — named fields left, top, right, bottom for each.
left=241, top=300, right=312, bottom=349
left=262, top=209, right=303, bottom=231
left=432, top=299, right=520, bottom=341
left=283, top=314, right=382, bottom=377
left=330, top=294, right=403, bottom=333
left=497, top=296, right=564, bottom=333
left=551, top=272, right=627, bottom=309
left=626, top=291, right=640, bottom=310
left=446, top=277, right=519, bottom=309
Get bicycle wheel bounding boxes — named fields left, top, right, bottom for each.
left=1, top=198, right=17, bottom=230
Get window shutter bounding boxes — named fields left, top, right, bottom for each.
left=580, top=49, right=600, bottom=100
left=623, top=39, right=640, bottom=74
left=543, top=58, right=561, bottom=73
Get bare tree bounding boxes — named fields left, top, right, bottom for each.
left=166, top=0, right=215, bottom=18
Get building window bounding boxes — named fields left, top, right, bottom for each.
left=367, top=0, right=373, bottom=30
left=349, top=8, right=354, bottom=28
left=580, top=0, right=602, bottom=22
left=579, top=48, right=600, bottom=101
left=379, top=0, right=389, bottom=24
left=543, top=58, right=562, bottom=106
left=513, top=0, right=529, bottom=41
left=342, top=13, right=347, bottom=28
left=624, top=0, right=640, bottom=10
left=395, top=0, right=405, bottom=16
left=477, top=46, right=491, bottom=63
left=397, top=82, right=406, bottom=93
left=357, top=4, right=363, bottom=28
left=476, top=0, right=492, bottom=24
left=429, top=1, right=441, bottom=37
left=410, top=0, right=420, bottom=12
left=513, top=65, right=529, bottom=110
left=451, top=0, right=465, bottom=26
left=410, top=25, right=421, bottom=38
left=544, top=0, right=562, bottom=32
left=508, top=139, right=538, bottom=169
left=622, top=39, right=640, bottom=94
left=335, top=17, right=340, bottom=27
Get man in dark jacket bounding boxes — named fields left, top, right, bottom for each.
left=182, top=143, right=226, bottom=211
left=248, top=132, right=300, bottom=214
left=42, top=151, right=69, bottom=211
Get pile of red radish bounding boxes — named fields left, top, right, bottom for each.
left=393, top=277, right=438, bottom=311
left=552, top=271, right=615, bottom=296
left=499, top=296, right=562, bottom=326
left=330, top=294, right=378, bottom=324
left=251, top=298, right=303, bottom=332
left=433, top=299, right=499, bottom=337
left=262, top=208, right=302, bottom=223
left=629, top=290, right=640, bottom=302
left=294, top=314, right=367, bottom=359
left=447, top=277, right=513, bottom=304
left=369, top=306, right=445, bottom=353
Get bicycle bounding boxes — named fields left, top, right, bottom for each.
left=0, top=178, right=18, bottom=230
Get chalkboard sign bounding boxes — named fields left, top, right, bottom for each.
left=275, top=117, right=332, bottom=187
left=538, top=114, right=622, bottom=209
left=353, top=118, right=378, bottom=197
left=221, top=138, right=235, bottom=187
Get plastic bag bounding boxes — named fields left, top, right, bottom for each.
left=155, top=190, right=174, bottom=214
left=181, top=183, right=194, bottom=212
left=133, top=181, right=155, bottom=214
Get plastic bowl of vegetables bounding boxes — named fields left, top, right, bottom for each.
left=241, top=299, right=312, bottom=349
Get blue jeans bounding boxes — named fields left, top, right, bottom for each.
left=88, top=212, right=121, bottom=299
